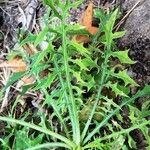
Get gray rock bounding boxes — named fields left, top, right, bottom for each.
left=120, top=0, right=150, bottom=46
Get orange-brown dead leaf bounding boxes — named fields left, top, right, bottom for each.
left=0, top=56, right=35, bottom=85
left=22, top=43, right=38, bottom=55
left=21, top=76, right=35, bottom=85
left=0, top=56, right=27, bottom=72
left=74, top=2, right=99, bottom=43
left=81, top=2, right=93, bottom=27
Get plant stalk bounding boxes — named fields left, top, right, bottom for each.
left=81, top=52, right=109, bottom=142
left=82, top=87, right=143, bottom=144
left=35, top=74, right=70, bottom=140
left=62, top=15, right=80, bottom=145
left=26, top=142, right=71, bottom=150
left=0, top=116, right=76, bottom=148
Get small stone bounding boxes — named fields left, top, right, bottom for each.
left=120, top=0, right=150, bottom=46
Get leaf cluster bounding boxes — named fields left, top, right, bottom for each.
left=0, top=0, right=150, bottom=150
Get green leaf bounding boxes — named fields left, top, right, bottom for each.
left=30, top=134, right=44, bottom=146
left=21, top=84, right=34, bottom=95
left=70, top=41, right=90, bottom=57
left=20, top=34, right=36, bottom=46
left=101, top=96, right=121, bottom=109
left=70, top=0, right=83, bottom=8
left=31, top=44, right=51, bottom=68
left=71, top=58, right=89, bottom=71
left=34, top=26, right=49, bottom=47
left=66, top=24, right=85, bottom=31
left=0, top=134, right=12, bottom=149
left=30, top=63, right=49, bottom=76
left=112, top=50, right=136, bottom=64
left=94, top=9, right=108, bottom=32
left=83, top=139, right=103, bottom=149
left=117, top=85, right=130, bottom=95
left=105, top=8, right=118, bottom=44
left=71, top=57, right=97, bottom=71
left=127, top=133, right=136, bottom=148
left=66, top=24, right=89, bottom=35
left=31, top=51, right=46, bottom=67
left=34, top=73, right=56, bottom=90
left=45, top=89, right=64, bottom=106
left=82, top=57, right=98, bottom=68
left=93, top=8, right=119, bottom=45
left=72, top=86, right=83, bottom=95
left=136, top=84, right=150, bottom=97
left=44, top=0, right=62, bottom=19
left=14, top=129, right=43, bottom=149
left=111, top=70, right=139, bottom=87
left=71, top=70, right=86, bottom=85
left=105, top=81, right=128, bottom=97
left=142, top=99, right=150, bottom=110
left=86, top=77, right=95, bottom=91
left=106, top=8, right=118, bottom=33
left=5, top=72, right=25, bottom=90
left=112, top=31, right=126, bottom=39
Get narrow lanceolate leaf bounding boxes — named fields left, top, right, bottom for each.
left=136, top=84, right=150, bottom=97
left=111, top=70, right=139, bottom=87
left=112, top=31, right=126, bottom=39
left=34, top=26, right=49, bottom=47
left=34, top=73, right=56, bottom=90
left=106, top=8, right=118, bottom=33
left=44, top=0, right=62, bottom=19
left=71, top=57, right=97, bottom=71
left=71, top=70, right=86, bottom=85
left=70, top=41, right=90, bottom=56
left=105, top=81, right=128, bottom=97
left=70, top=0, right=83, bottom=8
left=112, top=50, right=136, bottom=64
left=20, top=33, right=36, bottom=46
left=5, top=72, right=25, bottom=90
left=31, top=43, right=52, bottom=68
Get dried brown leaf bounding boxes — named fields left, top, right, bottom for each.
left=74, top=2, right=98, bottom=43
left=0, top=56, right=27, bottom=72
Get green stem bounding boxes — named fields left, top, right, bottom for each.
left=100, top=120, right=150, bottom=141
left=47, top=94, right=70, bottom=139
left=44, top=0, right=62, bottom=19
left=84, top=120, right=150, bottom=149
left=26, top=142, right=71, bottom=150
left=62, top=15, right=80, bottom=144
left=35, top=75, right=70, bottom=140
left=82, top=90, right=141, bottom=144
left=54, top=58, right=72, bottom=139
left=81, top=52, right=109, bottom=142
left=81, top=29, right=112, bottom=142
left=0, top=116, right=75, bottom=148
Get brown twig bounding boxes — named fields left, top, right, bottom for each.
left=114, top=0, right=145, bottom=31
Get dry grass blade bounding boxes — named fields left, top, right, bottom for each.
left=0, top=68, right=11, bottom=112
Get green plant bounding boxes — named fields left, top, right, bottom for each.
left=0, top=0, right=150, bottom=149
